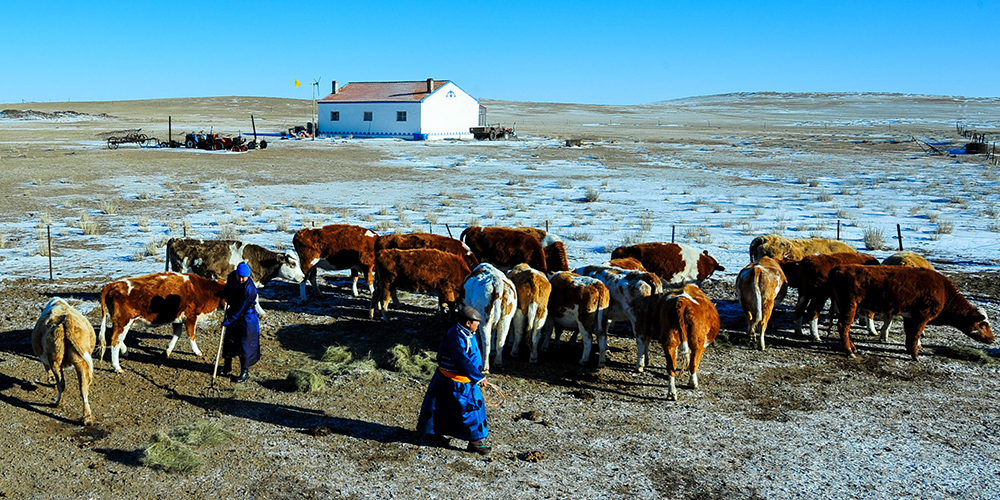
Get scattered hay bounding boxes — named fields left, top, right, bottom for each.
left=388, top=344, right=437, bottom=380
left=937, top=345, right=996, bottom=364
left=140, top=433, right=203, bottom=474
left=286, top=369, right=326, bottom=393
left=321, top=345, right=353, bottom=365
left=169, top=421, right=234, bottom=447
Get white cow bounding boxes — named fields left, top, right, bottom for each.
left=463, top=263, right=517, bottom=373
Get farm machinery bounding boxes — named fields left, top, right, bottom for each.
left=470, top=123, right=516, bottom=141
left=105, top=115, right=267, bottom=151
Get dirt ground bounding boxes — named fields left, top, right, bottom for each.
left=1, top=95, right=999, bottom=499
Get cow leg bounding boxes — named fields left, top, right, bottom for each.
left=53, top=366, right=66, bottom=407
left=187, top=320, right=202, bottom=356
left=493, top=314, right=514, bottom=371
left=577, top=322, right=592, bottom=365
left=165, top=322, right=183, bottom=357
left=72, top=357, right=94, bottom=426
left=110, top=321, right=133, bottom=373
left=792, top=293, right=809, bottom=337
left=879, top=315, right=894, bottom=343
left=635, top=333, right=647, bottom=373
left=834, top=301, right=859, bottom=356
left=480, top=323, right=493, bottom=374
left=350, top=268, right=361, bottom=297
left=509, top=311, right=524, bottom=358
left=903, top=317, right=928, bottom=360
left=664, top=343, right=679, bottom=400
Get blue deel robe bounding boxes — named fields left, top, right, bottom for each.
left=222, top=271, right=260, bottom=369
left=416, top=323, right=489, bottom=441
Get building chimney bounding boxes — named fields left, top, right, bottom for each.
left=332, top=81, right=339, bottom=94
left=426, top=78, right=434, bottom=93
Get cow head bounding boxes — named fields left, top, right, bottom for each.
left=278, top=251, right=307, bottom=283
left=965, top=306, right=995, bottom=344
left=696, top=250, right=725, bottom=281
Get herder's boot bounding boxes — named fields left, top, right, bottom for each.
left=236, top=367, right=250, bottom=383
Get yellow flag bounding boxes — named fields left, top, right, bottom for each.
left=295, top=79, right=301, bottom=87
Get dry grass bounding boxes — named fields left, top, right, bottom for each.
left=140, top=433, right=203, bottom=474
left=388, top=344, right=437, bottom=381
left=286, top=369, right=325, bottom=393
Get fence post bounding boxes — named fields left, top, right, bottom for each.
left=897, top=223, right=903, bottom=251
left=445, top=224, right=453, bottom=239
left=671, top=225, right=675, bottom=244
left=47, top=225, right=53, bottom=280
left=837, top=220, right=841, bottom=240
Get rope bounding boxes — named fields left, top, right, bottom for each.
left=482, top=380, right=507, bottom=408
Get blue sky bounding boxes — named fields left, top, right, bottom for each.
left=2, top=1, right=997, bottom=105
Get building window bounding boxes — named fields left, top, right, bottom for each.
left=396, top=111, right=407, bottom=122
left=363, top=111, right=373, bottom=121
left=330, top=111, right=340, bottom=121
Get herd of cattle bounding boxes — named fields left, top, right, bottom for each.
left=30, top=226, right=995, bottom=424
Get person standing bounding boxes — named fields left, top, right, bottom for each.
left=416, top=305, right=492, bottom=455
left=221, top=262, right=260, bottom=383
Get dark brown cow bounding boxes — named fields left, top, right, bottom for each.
left=461, top=226, right=548, bottom=274
left=370, top=248, right=471, bottom=321
left=611, top=242, right=724, bottom=285
left=780, top=252, right=879, bottom=341
left=514, top=227, right=570, bottom=272
left=99, top=272, right=226, bottom=373
left=374, top=232, right=479, bottom=270
left=32, top=298, right=97, bottom=425
left=294, top=224, right=378, bottom=300
left=829, top=266, right=994, bottom=359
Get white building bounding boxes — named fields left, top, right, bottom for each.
left=317, top=79, right=482, bottom=140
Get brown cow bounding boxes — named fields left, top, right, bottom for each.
left=829, top=266, right=994, bottom=359
left=633, top=284, right=720, bottom=400
left=736, top=257, right=787, bottom=351
left=99, top=272, right=226, bottom=373
left=514, top=227, right=571, bottom=273
left=543, top=272, right=611, bottom=366
left=165, top=238, right=305, bottom=287
left=781, top=252, right=879, bottom=341
left=32, top=298, right=97, bottom=425
left=611, top=242, right=724, bottom=285
left=375, top=232, right=479, bottom=270
left=461, top=226, right=548, bottom=274
left=505, top=264, right=551, bottom=364
left=370, top=248, right=471, bottom=321
left=608, top=257, right=647, bottom=272
left=750, top=234, right=856, bottom=262
left=876, top=251, right=936, bottom=341
left=294, top=224, right=378, bottom=300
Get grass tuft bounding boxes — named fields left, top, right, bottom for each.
left=140, top=433, right=204, bottom=474
left=388, top=344, right=437, bottom=380
left=169, top=421, right=234, bottom=448
left=286, top=369, right=326, bottom=393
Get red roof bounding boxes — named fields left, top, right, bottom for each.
left=319, top=80, right=449, bottom=102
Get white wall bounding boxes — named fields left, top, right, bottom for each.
left=318, top=102, right=422, bottom=139
left=420, top=82, right=479, bottom=140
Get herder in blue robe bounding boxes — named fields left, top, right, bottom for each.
left=417, top=306, right=492, bottom=455
left=221, top=262, right=260, bottom=383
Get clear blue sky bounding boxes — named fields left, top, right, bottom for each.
left=2, top=1, right=997, bottom=105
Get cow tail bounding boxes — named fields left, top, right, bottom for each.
left=98, top=290, right=108, bottom=362
left=66, top=326, right=95, bottom=382
left=675, top=300, right=692, bottom=374
left=752, top=267, right=765, bottom=331
left=164, top=238, right=174, bottom=272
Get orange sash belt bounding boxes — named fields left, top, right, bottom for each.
left=438, top=368, right=471, bottom=383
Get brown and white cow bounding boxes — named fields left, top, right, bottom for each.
left=460, top=226, right=548, bottom=274
left=542, top=272, right=611, bottom=366
left=505, top=263, right=551, bottom=364
left=829, top=266, right=994, bottom=359
left=514, top=227, right=571, bottom=273
left=780, top=252, right=879, bottom=341
left=735, top=257, right=787, bottom=351
left=632, top=284, right=720, bottom=400
left=575, top=264, right=663, bottom=371
left=165, top=238, right=305, bottom=287
left=294, top=224, right=378, bottom=300
left=462, top=263, right=517, bottom=372
left=32, top=298, right=97, bottom=425
left=610, top=242, right=724, bottom=285
left=749, top=234, right=856, bottom=262
left=607, top=257, right=647, bottom=272
left=98, top=272, right=226, bottom=373
left=370, top=248, right=471, bottom=321
left=875, top=251, right=936, bottom=341
left=375, top=232, right=479, bottom=270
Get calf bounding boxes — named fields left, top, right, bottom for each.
left=370, top=248, right=471, bottom=321
left=607, top=257, right=647, bottom=272
left=611, top=242, right=724, bottom=285
left=575, top=264, right=663, bottom=371
left=505, top=263, right=551, bottom=363
left=460, top=226, right=548, bottom=274
left=782, top=252, right=879, bottom=341
left=633, top=284, right=720, bottom=401
left=735, top=257, right=787, bottom=350
left=514, top=228, right=571, bottom=273
left=543, top=272, right=611, bottom=366
left=294, top=224, right=378, bottom=299
left=749, top=234, right=856, bottom=262
left=375, top=232, right=479, bottom=270
left=463, top=263, right=517, bottom=372
left=829, top=266, right=994, bottom=359
left=876, top=251, right=936, bottom=341
left=99, top=272, right=226, bottom=373
left=165, top=238, right=304, bottom=287
left=32, top=298, right=97, bottom=425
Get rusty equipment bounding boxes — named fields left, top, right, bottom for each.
left=106, top=129, right=159, bottom=149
